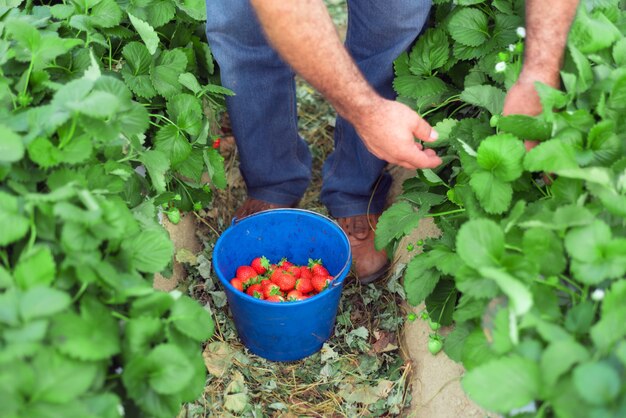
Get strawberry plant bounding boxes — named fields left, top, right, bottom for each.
left=0, top=1, right=227, bottom=416
left=380, top=0, right=626, bottom=416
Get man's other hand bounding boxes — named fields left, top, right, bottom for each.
left=352, top=98, right=442, bottom=170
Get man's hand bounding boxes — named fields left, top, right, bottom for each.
left=350, top=98, right=441, bottom=169
left=502, top=70, right=558, bottom=151
left=249, top=0, right=442, bottom=170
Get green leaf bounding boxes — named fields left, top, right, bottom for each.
left=19, top=286, right=71, bottom=321
left=123, top=228, right=173, bottom=273
left=60, top=135, right=93, bottom=164
left=476, top=134, right=525, bottom=181
left=565, top=221, right=626, bottom=284
left=392, top=76, right=448, bottom=100
left=573, top=362, right=621, bottom=406
left=496, top=115, right=552, bottom=141
left=453, top=295, right=486, bottom=322
left=565, top=301, right=595, bottom=335
left=591, top=306, right=626, bottom=353
left=522, top=228, right=566, bottom=276
left=175, top=148, right=204, bottom=182
left=456, top=218, right=504, bottom=269
left=142, top=0, right=176, bottom=27
left=50, top=297, right=121, bottom=361
left=174, top=0, right=206, bottom=20
left=569, top=7, right=621, bottom=53
left=524, top=138, right=579, bottom=172
left=147, top=344, right=194, bottom=394
left=169, top=296, right=214, bottom=341
left=491, top=13, right=521, bottom=48
left=0, top=266, right=11, bottom=289
left=609, top=72, right=626, bottom=109
left=541, top=339, right=589, bottom=388
left=462, top=328, right=495, bottom=369
left=140, top=149, right=170, bottom=194
left=31, top=349, right=99, bottom=404
left=122, top=356, right=182, bottom=418
left=150, top=48, right=187, bottom=98
left=154, top=125, right=191, bottom=166
left=178, top=72, right=202, bottom=94
left=27, top=137, right=63, bottom=169
left=404, top=257, right=441, bottom=306
left=128, top=13, right=159, bottom=55
left=461, top=85, right=506, bottom=115
left=0, top=192, right=30, bottom=246
left=167, top=93, right=203, bottom=136
left=121, top=42, right=157, bottom=98
left=124, top=317, right=163, bottom=356
left=479, top=267, right=533, bottom=316
left=443, top=322, right=471, bottom=362
left=568, top=45, right=593, bottom=93
left=409, top=28, right=449, bottom=76
left=90, top=0, right=123, bottom=28
left=204, top=148, right=226, bottom=189
left=462, top=356, right=541, bottom=413
left=0, top=124, right=24, bottom=163
left=431, top=118, right=458, bottom=147
left=469, top=170, right=513, bottom=214
left=374, top=201, right=421, bottom=250
left=4, top=319, right=48, bottom=344
left=14, top=246, right=56, bottom=290
left=448, top=8, right=490, bottom=47
left=613, top=38, right=626, bottom=66
left=425, top=279, right=457, bottom=326
left=67, top=90, right=121, bottom=118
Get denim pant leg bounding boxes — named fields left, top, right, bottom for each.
left=320, top=0, right=432, bottom=218
left=205, top=1, right=312, bottom=205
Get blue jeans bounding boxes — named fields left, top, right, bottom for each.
left=206, top=0, right=431, bottom=217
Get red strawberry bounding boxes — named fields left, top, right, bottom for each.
left=271, top=268, right=296, bottom=291
left=262, top=281, right=282, bottom=298
left=295, top=277, right=313, bottom=294
left=278, top=258, right=293, bottom=268
left=311, top=274, right=331, bottom=293
left=299, top=266, right=313, bottom=281
left=251, top=256, right=270, bottom=275
left=308, top=258, right=330, bottom=276
left=230, top=278, right=244, bottom=292
left=236, top=265, right=258, bottom=284
left=286, top=290, right=303, bottom=301
left=266, top=294, right=285, bottom=303
left=286, top=265, right=301, bottom=278
left=212, top=137, right=221, bottom=149
left=246, top=283, right=264, bottom=299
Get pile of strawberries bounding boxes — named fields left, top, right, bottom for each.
left=230, top=256, right=334, bottom=302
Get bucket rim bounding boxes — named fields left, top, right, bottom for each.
left=213, top=208, right=353, bottom=307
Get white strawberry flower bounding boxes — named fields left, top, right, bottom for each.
left=516, top=27, right=526, bottom=38
left=508, top=44, right=516, bottom=52
left=495, top=61, right=507, bottom=73
left=591, top=288, right=605, bottom=301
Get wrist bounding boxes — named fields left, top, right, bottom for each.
left=336, top=91, right=384, bottom=126
left=518, top=66, right=561, bottom=89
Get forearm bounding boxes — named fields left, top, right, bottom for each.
left=522, top=0, right=580, bottom=86
left=249, top=0, right=378, bottom=124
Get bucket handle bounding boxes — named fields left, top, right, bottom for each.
left=231, top=208, right=353, bottom=288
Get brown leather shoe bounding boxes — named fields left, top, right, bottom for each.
left=337, top=214, right=389, bottom=284
left=233, top=198, right=297, bottom=219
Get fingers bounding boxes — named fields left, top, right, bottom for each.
left=524, top=140, right=539, bottom=151
left=399, top=143, right=442, bottom=169
left=411, top=114, right=438, bottom=143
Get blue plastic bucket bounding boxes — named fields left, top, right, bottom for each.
left=212, top=209, right=352, bottom=361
